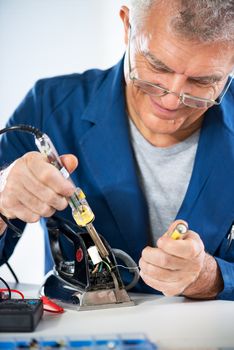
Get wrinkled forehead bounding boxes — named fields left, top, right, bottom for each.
left=131, top=5, right=234, bottom=76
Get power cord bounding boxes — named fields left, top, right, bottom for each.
left=0, top=213, right=22, bottom=238
left=0, top=276, right=11, bottom=299
left=5, top=261, right=19, bottom=284
left=0, top=124, right=43, bottom=138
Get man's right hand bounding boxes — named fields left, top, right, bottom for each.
left=0, top=151, right=78, bottom=235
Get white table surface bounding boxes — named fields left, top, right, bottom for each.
left=1, top=283, right=234, bottom=349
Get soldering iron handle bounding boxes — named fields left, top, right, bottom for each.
left=35, top=134, right=61, bottom=165
left=35, top=133, right=71, bottom=179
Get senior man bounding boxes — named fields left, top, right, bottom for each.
left=0, top=0, right=233, bottom=300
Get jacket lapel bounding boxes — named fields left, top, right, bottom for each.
left=73, top=60, right=149, bottom=258
left=177, top=101, right=234, bottom=253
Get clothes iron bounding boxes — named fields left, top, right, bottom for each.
left=40, top=216, right=140, bottom=311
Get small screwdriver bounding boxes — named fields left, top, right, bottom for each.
left=35, top=133, right=111, bottom=263
left=168, top=222, right=188, bottom=240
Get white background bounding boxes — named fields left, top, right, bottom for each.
left=0, top=0, right=129, bottom=284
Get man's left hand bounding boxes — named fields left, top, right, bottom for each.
left=139, top=220, right=224, bottom=298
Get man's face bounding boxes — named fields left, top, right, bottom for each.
left=122, top=6, right=234, bottom=146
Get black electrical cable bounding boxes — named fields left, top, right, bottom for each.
left=6, top=262, right=19, bottom=284
left=0, top=276, right=11, bottom=299
left=0, top=213, right=22, bottom=238
left=1, top=252, right=19, bottom=284
left=0, top=124, right=43, bottom=138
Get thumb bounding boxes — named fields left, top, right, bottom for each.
left=0, top=218, right=7, bottom=236
left=60, top=154, right=78, bottom=174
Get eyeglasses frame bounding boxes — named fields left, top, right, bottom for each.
left=127, top=26, right=234, bottom=109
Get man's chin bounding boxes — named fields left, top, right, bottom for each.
left=143, top=114, right=182, bottom=133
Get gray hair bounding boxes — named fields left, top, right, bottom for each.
left=130, top=0, right=234, bottom=43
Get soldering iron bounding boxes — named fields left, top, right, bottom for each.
left=0, top=125, right=111, bottom=264
left=35, top=132, right=111, bottom=264
left=0, top=124, right=141, bottom=310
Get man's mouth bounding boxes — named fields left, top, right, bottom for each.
left=149, top=96, right=181, bottom=119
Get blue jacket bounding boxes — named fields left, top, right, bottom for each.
left=0, top=59, right=234, bottom=299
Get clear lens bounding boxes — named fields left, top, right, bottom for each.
left=182, top=95, right=215, bottom=109
left=132, top=78, right=168, bottom=96
left=131, top=75, right=216, bottom=109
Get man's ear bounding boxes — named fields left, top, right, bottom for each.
left=119, top=6, right=130, bottom=45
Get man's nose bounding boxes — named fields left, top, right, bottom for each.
left=161, top=73, right=187, bottom=110
left=160, top=93, right=181, bottom=110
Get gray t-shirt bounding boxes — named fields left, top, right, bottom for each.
left=129, top=119, right=200, bottom=245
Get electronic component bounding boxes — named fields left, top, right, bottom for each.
left=87, top=245, right=103, bottom=265
left=0, top=299, right=43, bottom=332
left=168, top=222, right=188, bottom=240
left=0, top=334, right=157, bottom=349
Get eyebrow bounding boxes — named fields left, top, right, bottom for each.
left=143, top=50, right=224, bottom=84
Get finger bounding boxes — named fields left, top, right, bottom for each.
left=141, top=246, right=183, bottom=269
left=14, top=185, right=56, bottom=217
left=3, top=202, right=41, bottom=223
left=157, top=231, right=204, bottom=259
left=24, top=153, right=75, bottom=197
left=60, top=154, right=78, bottom=174
left=139, top=257, right=200, bottom=285
left=141, top=246, right=195, bottom=271
left=21, top=171, right=68, bottom=211
left=140, top=271, right=190, bottom=296
left=0, top=186, right=54, bottom=220
left=139, top=258, right=180, bottom=281
left=1, top=153, right=72, bottom=220
left=14, top=208, right=41, bottom=223
left=0, top=219, right=7, bottom=235
left=5, top=157, right=68, bottom=211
